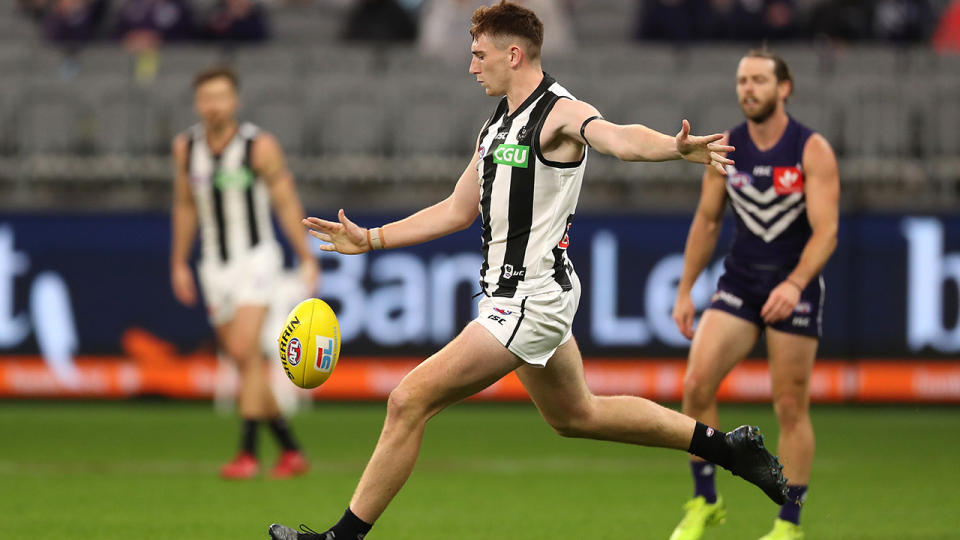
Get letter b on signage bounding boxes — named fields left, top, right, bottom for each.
left=903, top=218, right=960, bottom=352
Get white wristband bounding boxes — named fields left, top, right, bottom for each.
left=368, top=227, right=384, bottom=250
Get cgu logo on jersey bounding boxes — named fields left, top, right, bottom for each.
left=493, top=144, right=530, bottom=168
left=773, top=166, right=804, bottom=194
left=214, top=167, right=254, bottom=190
left=315, top=336, right=335, bottom=372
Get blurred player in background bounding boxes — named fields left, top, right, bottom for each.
left=170, top=66, right=318, bottom=479
left=268, top=3, right=790, bottom=539
left=669, top=50, right=839, bottom=540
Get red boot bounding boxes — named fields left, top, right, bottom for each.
left=220, top=452, right=259, bottom=479
left=271, top=450, right=310, bottom=479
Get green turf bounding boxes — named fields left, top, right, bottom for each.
left=1, top=401, right=958, bottom=539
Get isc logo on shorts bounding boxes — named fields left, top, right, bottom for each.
left=315, top=336, right=335, bottom=372
left=502, top=264, right=526, bottom=280
left=493, top=144, right=529, bottom=168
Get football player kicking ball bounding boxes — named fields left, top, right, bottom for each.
left=270, top=3, right=789, bottom=539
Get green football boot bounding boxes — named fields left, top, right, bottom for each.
left=668, top=495, right=726, bottom=540
left=758, top=518, right=804, bottom=540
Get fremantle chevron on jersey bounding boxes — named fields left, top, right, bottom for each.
left=185, top=122, right=279, bottom=265
left=475, top=74, right=586, bottom=298
left=724, top=116, right=816, bottom=267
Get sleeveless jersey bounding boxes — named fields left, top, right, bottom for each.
left=475, top=74, right=586, bottom=298
left=185, top=122, right=278, bottom=265
left=724, top=116, right=815, bottom=268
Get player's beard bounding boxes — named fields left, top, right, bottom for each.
left=742, top=95, right=777, bottom=124
left=205, top=115, right=233, bottom=135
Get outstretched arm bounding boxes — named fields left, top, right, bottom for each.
left=547, top=98, right=734, bottom=174
left=304, top=151, right=482, bottom=254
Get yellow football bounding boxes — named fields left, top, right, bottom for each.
left=277, top=298, right=341, bottom=389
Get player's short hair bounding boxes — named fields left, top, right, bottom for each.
left=470, top=1, right=544, bottom=60
left=744, top=49, right=793, bottom=100
left=744, top=49, right=793, bottom=87
left=193, top=66, right=240, bottom=92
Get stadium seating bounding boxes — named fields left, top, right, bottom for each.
left=0, top=2, right=957, bottom=210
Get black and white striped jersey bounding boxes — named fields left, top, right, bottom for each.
left=185, top=122, right=278, bottom=265
left=476, top=74, right=586, bottom=298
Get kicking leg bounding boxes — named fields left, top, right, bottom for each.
left=518, top=336, right=787, bottom=504
left=271, top=322, right=522, bottom=540
left=349, top=322, right=521, bottom=522
left=518, top=336, right=697, bottom=449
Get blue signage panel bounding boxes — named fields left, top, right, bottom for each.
left=1, top=212, right=959, bottom=368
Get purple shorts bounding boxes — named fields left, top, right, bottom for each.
left=708, top=257, right=824, bottom=338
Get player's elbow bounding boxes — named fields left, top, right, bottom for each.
left=693, top=210, right=723, bottom=236
left=173, top=196, right=195, bottom=213
left=454, top=214, right=475, bottom=232
left=448, top=206, right=477, bottom=232
left=814, top=221, right=838, bottom=251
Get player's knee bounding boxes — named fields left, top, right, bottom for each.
left=544, top=402, right=595, bottom=438
left=682, top=372, right=717, bottom=411
left=386, top=385, right=429, bottom=424
left=223, top=341, right=259, bottom=368
left=773, top=392, right=807, bottom=428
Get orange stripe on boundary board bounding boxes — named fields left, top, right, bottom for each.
left=1, top=357, right=960, bottom=402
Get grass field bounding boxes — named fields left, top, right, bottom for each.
left=1, top=401, right=959, bottom=539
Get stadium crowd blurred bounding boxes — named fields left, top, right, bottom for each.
left=1, top=0, right=959, bottom=212
left=15, top=0, right=960, bottom=49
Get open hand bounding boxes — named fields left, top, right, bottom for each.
left=302, top=209, right=369, bottom=254
left=676, top=119, right=735, bottom=175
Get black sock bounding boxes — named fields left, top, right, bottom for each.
left=687, top=422, right=732, bottom=470
left=326, top=508, right=373, bottom=540
left=267, top=416, right=300, bottom=451
left=241, top=419, right=258, bottom=456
